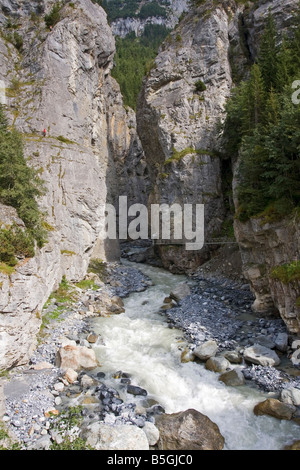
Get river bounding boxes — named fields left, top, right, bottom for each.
left=92, top=260, right=300, bottom=450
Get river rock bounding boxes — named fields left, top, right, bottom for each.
left=86, top=332, right=99, bottom=344
left=253, top=398, right=296, bottom=420
left=169, top=283, right=191, bottom=302
left=284, top=440, right=300, bottom=450
left=291, top=348, right=300, bottom=366
left=64, top=368, right=78, bottom=384
left=193, top=341, right=218, bottom=361
left=155, top=408, right=224, bottom=450
left=281, top=387, right=300, bottom=406
left=274, top=332, right=289, bottom=352
left=127, top=385, right=147, bottom=396
left=205, top=356, right=230, bottom=373
left=243, top=344, right=280, bottom=367
left=219, top=368, right=245, bottom=387
left=142, top=421, right=160, bottom=446
left=291, top=340, right=300, bottom=350
left=224, top=350, right=242, bottom=364
left=56, top=345, right=98, bottom=371
left=81, top=423, right=149, bottom=450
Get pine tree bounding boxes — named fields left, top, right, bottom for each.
left=258, top=10, right=279, bottom=91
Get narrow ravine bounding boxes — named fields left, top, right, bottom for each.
left=92, top=260, right=300, bottom=450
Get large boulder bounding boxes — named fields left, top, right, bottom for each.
left=205, top=356, right=230, bottom=373
left=219, top=368, right=245, bottom=387
left=193, top=341, right=218, bottom=361
left=81, top=423, right=149, bottom=450
left=281, top=387, right=300, bottom=406
left=243, top=344, right=280, bottom=367
left=253, top=398, right=296, bottom=420
left=155, top=409, right=224, bottom=450
left=56, top=344, right=98, bottom=371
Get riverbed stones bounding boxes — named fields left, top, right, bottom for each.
left=243, top=344, right=280, bottom=367
left=56, top=345, right=98, bottom=371
left=281, top=387, right=300, bottom=406
left=142, top=421, right=160, bottom=446
left=284, top=440, right=300, bottom=450
left=193, top=341, right=218, bottom=361
left=64, top=368, right=78, bottom=384
left=291, top=348, right=300, bottom=366
left=274, top=332, right=289, bottom=352
left=224, top=350, right=242, bottom=364
left=86, top=332, right=99, bottom=344
left=169, top=283, right=191, bottom=302
left=219, top=368, right=245, bottom=387
left=81, top=423, right=149, bottom=450
left=127, top=385, right=147, bottom=396
left=155, top=408, right=224, bottom=450
left=253, top=398, right=296, bottom=420
left=205, top=356, right=230, bottom=373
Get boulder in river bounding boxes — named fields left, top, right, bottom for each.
left=253, top=398, right=296, bottom=420
left=193, top=340, right=218, bottom=361
left=155, top=408, right=225, bottom=450
left=205, top=356, right=230, bottom=373
left=243, top=344, right=280, bottom=367
left=219, top=368, right=245, bottom=387
left=56, top=344, right=98, bottom=371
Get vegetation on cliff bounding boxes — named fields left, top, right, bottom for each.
left=0, top=106, right=47, bottom=267
left=223, top=9, right=300, bottom=222
left=111, top=24, right=170, bottom=109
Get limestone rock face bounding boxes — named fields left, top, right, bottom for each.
left=137, top=1, right=238, bottom=272
left=155, top=408, right=225, bottom=450
left=0, top=0, right=128, bottom=370
left=233, top=216, right=300, bottom=334
left=230, top=0, right=300, bottom=335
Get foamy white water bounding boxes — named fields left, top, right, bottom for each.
left=92, top=261, right=300, bottom=450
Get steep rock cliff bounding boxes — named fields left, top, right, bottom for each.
left=0, top=0, right=130, bottom=369
left=231, top=0, right=300, bottom=334
left=137, top=0, right=239, bottom=272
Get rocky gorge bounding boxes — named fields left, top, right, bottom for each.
left=0, top=0, right=300, bottom=451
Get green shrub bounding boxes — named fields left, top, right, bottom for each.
left=270, top=261, right=300, bottom=284
left=195, top=80, right=206, bottom=92
left=44, top=2, right=62, bottom=28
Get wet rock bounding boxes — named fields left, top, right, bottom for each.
left=291, top=349, right=300, bottom=366
left=253, top=398, right=296, bottom=420
left=275, top=333, right=289, bottom=352
left=86, top=332, right=99, bottom=344
left=205, top=356, right=230, bottom=373
left=224, top=350, right=242, bottom=364
left=281, top=387, right=300, bottom=406
left=127, top=385, right=147, bottom=396
left=219, top=368, right=245, bottom=387
left=155, top=409, right=224, bottom=450
left=243, top=344, right=280, bottom=367
left=143, top=421, right=160, bottom=446
left=284, top=440, right=300, bottom=450
left=193, top=341, right=218, bottom=361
